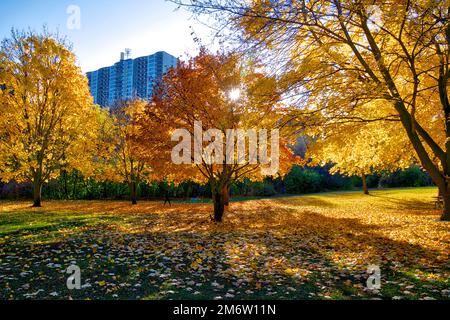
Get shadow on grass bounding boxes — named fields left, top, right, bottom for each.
left=0, top=195, right=448, bottom=300
left=273, top=196, right=339, bottom=208
left=370, top=194, right=438, bottom=212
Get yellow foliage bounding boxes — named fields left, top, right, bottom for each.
left=0, top=31, right=99, bottom=188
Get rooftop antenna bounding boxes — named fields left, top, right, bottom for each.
left=125, top=48, right=132, bottom=59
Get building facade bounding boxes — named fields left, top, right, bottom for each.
left=86, top=51, right=178, bottom=107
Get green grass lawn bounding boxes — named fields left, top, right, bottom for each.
left=0, top=187, right=448, bottom=300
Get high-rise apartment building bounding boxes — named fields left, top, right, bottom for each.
left=86, top=50, right=178, bottom=107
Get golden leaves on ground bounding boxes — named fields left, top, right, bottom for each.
left=0, top=187, right=448, bottom=300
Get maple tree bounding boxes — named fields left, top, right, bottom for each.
left=95, top=99, right=159, bottom=205
left=139, top=50, right=298, bottom=221
left=174, top=0, right=450, bottom=221
left=307, top=103, right=416, bottom=194
left=0, top=30, right=98, bottom=207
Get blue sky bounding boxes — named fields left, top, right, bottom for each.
left=0, top=0, right=211, bottom=72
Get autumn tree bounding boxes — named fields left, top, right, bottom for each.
left=0, top=30, right=98, bottom=207
left=139, top=50, right=297, bottom=222
left=174, top=0, right=450, bottom=221
left=307, top=109, right=416, bottom=195
left=95, top=99, right=159, bottom=205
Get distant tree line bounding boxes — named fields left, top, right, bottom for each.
left=0, top=165, right=433, bottom=201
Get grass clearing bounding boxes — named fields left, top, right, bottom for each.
left=0, top=187, right=448, bottom=300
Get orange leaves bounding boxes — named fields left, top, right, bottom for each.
left=138, top=50, right=298, bottom=190
left=190, top=258, right=203, bottom=270
left=0, top=187, right=448, bottom=299
left=93, top=98, right=171, bottom=190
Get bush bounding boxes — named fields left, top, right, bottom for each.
left=379, top=166, right=433, bottom=188
left=366, top=174, right=380, bottom=188
left=284, top=166, right=324, bottom=194
left=0, top=181, right=32, bottom=199
left=249, top=182, right=277, bottom=197
left=262, top=182, right=277, bottom=196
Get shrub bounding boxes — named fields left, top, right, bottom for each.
left=379, top=166, right=433, bottom=188
left=284, top=166, right=324, bottom=194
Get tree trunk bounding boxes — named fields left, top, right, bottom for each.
left=32, top=178, right=42, bottom=207
left=362, top=173, right=369, bottom=195
left=62, top=170, right=69, bottom=199
left=187, top=183, right=192, bottom=198
left=222, top=185, right=230, bottom=207
left=102, top=182, right=107, bottom=199
left=72, top=172, right=78, bottom=199
left=130, top=181, right=138, bottom=205
left=213, top=191, right=225, bottom=222
left=440, top=185, right=450, bottom=221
